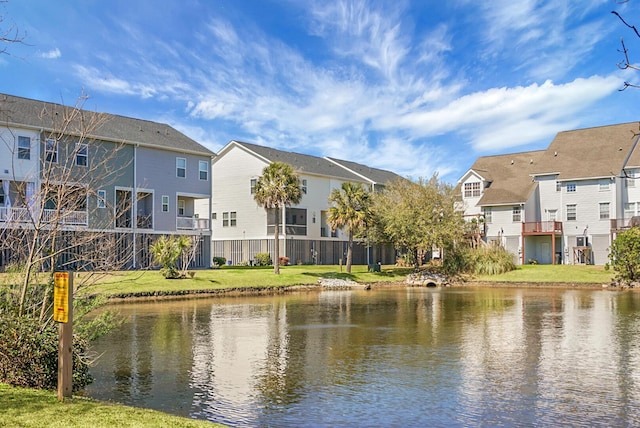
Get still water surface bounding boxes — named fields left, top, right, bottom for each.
left=85, top=288, right=640, bottom=427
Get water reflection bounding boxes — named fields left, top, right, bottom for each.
left=86, top=288, right=640, bottom=427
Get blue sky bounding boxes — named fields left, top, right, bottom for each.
left=2, top=0, right=640, bottom=182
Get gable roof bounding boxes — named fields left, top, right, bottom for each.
left=533, top=122, right=640, bottom=180
left=225, top=140, right=401, bottom=184
left=0, top=93, right=214, bottom=156
left=468, top=150, right=546, bottom=206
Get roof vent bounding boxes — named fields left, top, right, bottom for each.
left=511, top=160, right=514, bottom=165
left=554, top=151, right=557, bottom=157
left=619, top=147, right=623, bottom=151
left=530, top=159, right=533, bottom=164
left=139, top=126, right=143, bottom=132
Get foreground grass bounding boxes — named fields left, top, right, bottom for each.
left=80, top=265, right=413, bottom=298
left=471, top=264, right=613, bottom=284
left=0, top=383, right=219, bottom=428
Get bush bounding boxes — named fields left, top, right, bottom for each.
left=212, top=256, right=226, bottom=267
left=609, top=227, right=640, bottom=283
left=254, top=253, right=272, bottom=266
left=443, top=245, right=515, bottom=276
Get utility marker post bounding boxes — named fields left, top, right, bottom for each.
left=54, top=271, right=73, bottom=401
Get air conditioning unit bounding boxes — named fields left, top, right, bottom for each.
left=576, top=236, right=589, bottom=247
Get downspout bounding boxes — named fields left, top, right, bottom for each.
left=132, top=144, right=137, bottom=268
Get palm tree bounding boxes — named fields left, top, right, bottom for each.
left=254, top=162, right=302, bottom=274
left=327, top=182, right=372, bottom=273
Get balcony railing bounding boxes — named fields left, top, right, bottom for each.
left=611, top=217, right=640, bottom=231
left=522, top=221, right=563, bottom=234
left=0, top=207, right=87, bottom=225
left=177, top=216, right=209, bottom=230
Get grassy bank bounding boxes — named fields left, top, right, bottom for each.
left=73, top=264, right=617, bottom=299
left=0, top=383, right=220, bottom=428
left=81, top=265, right=413, bottom=298
left=471, top=264, right=613, bottom=284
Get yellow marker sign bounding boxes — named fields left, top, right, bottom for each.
left=53, top=272, right=69, bottom=323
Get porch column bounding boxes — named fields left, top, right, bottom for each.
left=552, top=231, right=556, bottom=265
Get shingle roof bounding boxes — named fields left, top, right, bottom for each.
left=229, top=141, right=400, bottom=183
left=0, top=93, right=214, bottom=156
left=326, top=157, right=403, bottom=185
left=468, top=150, right=546, bottom=206
left=533, top=122, right=640, bottom=180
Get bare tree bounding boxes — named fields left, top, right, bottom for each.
left=0, top=1, right=26, bottom=55
left=0, top=92, right=133, bottom=318
left=613, top=1, right=640, bottom=90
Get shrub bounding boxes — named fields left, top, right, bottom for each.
left=471, top=246, right=516, bottom=275
left=254, top=253, right=272, bottom=266
left=609, top=227, right=640, bottom=283
left=212, top=256, right=226, bottom=267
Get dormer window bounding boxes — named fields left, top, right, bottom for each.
left=464, top=182, right=481, bottom=198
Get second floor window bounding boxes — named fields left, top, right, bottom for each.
left=199, top=161, right=208, bottom=180
left=176, top=158, right=186, bottom=178
left=512, top=206, right=521, bottom=222
left=250, top=178, right=257, bottom=194
left=302, top=179, right=307, bottom=194
left=483, top=208, right=492, bottom=223
left=566, top=204, right=577, bottom=221
left=222, top=211, right=237, bottom=227
left=599, top=202, right=610, bottom=220
left=625, top=202, right=637, bottom=218
left=45, top=139, right=57, bottom=163
left=162, top=195, right=169, bottom=212
left=566, top=183, right=576, bottom=193
left=97, top=190, right=106, bottom=209
left=76, top=143, right=88, bottom=167
left=464, top=182, right=481, bottom=198
left=18, top=136, right=30, bottom=159
left=178, top=199, right=185, bottom=216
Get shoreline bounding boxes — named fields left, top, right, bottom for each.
left=101, top=279, right=622, bottom=303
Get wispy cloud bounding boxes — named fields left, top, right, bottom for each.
left=38, top=48, right=61, bottom=59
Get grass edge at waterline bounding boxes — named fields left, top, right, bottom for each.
left=0, top=383, right=222, bottom=427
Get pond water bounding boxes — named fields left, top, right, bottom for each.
left=85, top=288, right=640, bottom=427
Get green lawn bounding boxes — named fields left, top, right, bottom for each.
left=471, top=264, right=613, bottom=284
left=79, top=265, right=413, bottom=298
left=0, top=383, right=220, bottom=428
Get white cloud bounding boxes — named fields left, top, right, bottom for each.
left=38, top=48, right=61, bottom=59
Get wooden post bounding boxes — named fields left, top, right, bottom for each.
left=54, top=271, right=73, bottom=401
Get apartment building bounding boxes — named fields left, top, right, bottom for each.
left=459, top=122, right=640, bottom=265
left=204, top=140, right=400, bottom=265
left=0, top=93, right=213, bottom=269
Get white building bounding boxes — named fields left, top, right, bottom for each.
left=203, top=141, right=401, bottom=265
left=458, top=122, right=640, bottom=265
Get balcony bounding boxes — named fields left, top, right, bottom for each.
left=177, top=216, right=209, bottom=231
left=0, top=207, right=87, bottom=225
left=522, top=221, right=563, bottom=235
left=611, top=217, right=640, bottom=231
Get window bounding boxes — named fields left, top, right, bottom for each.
left=97, top=190, right=106, bottom=209
left=566, top=183, right=576, bottom=193
left=556, top=181, right=561, bottom=192
left=512, top=206, right=521, bottom=222
left=599, top=180, right=610, bottom=192
left=0, top=183, right=4, bottom=205
left=45, top=139, right=57, bottom=163
left=76, top=143, right=88, bottom=166
left=176, top=158, right=186, bottom=178
left=483, top=207, right=492, bottom=223
left=18, top=136, right=30, bottom=159
left=199, top=160, right=208, bottom=180
left=162, top=195, right=169, bottom=212
left=250, top=178, right=257, bottom=194
left=599, top=202, right=610, bottom=220
left=178, top=199, right=185, bottom=216
left=627, top=169, right=637, bottom=187
left=464, top=182, right=481, bottom=198
left=566, top=204, right=577, bottom=221
left=625, top=202, right=636, bottom=218
left=222, top=211, right=236, bottom=227
left=212, top=212, right=217, bottom=220
left=547, top=209, right=557, bottom=221
left=302, top=179, right=307, bottom=194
